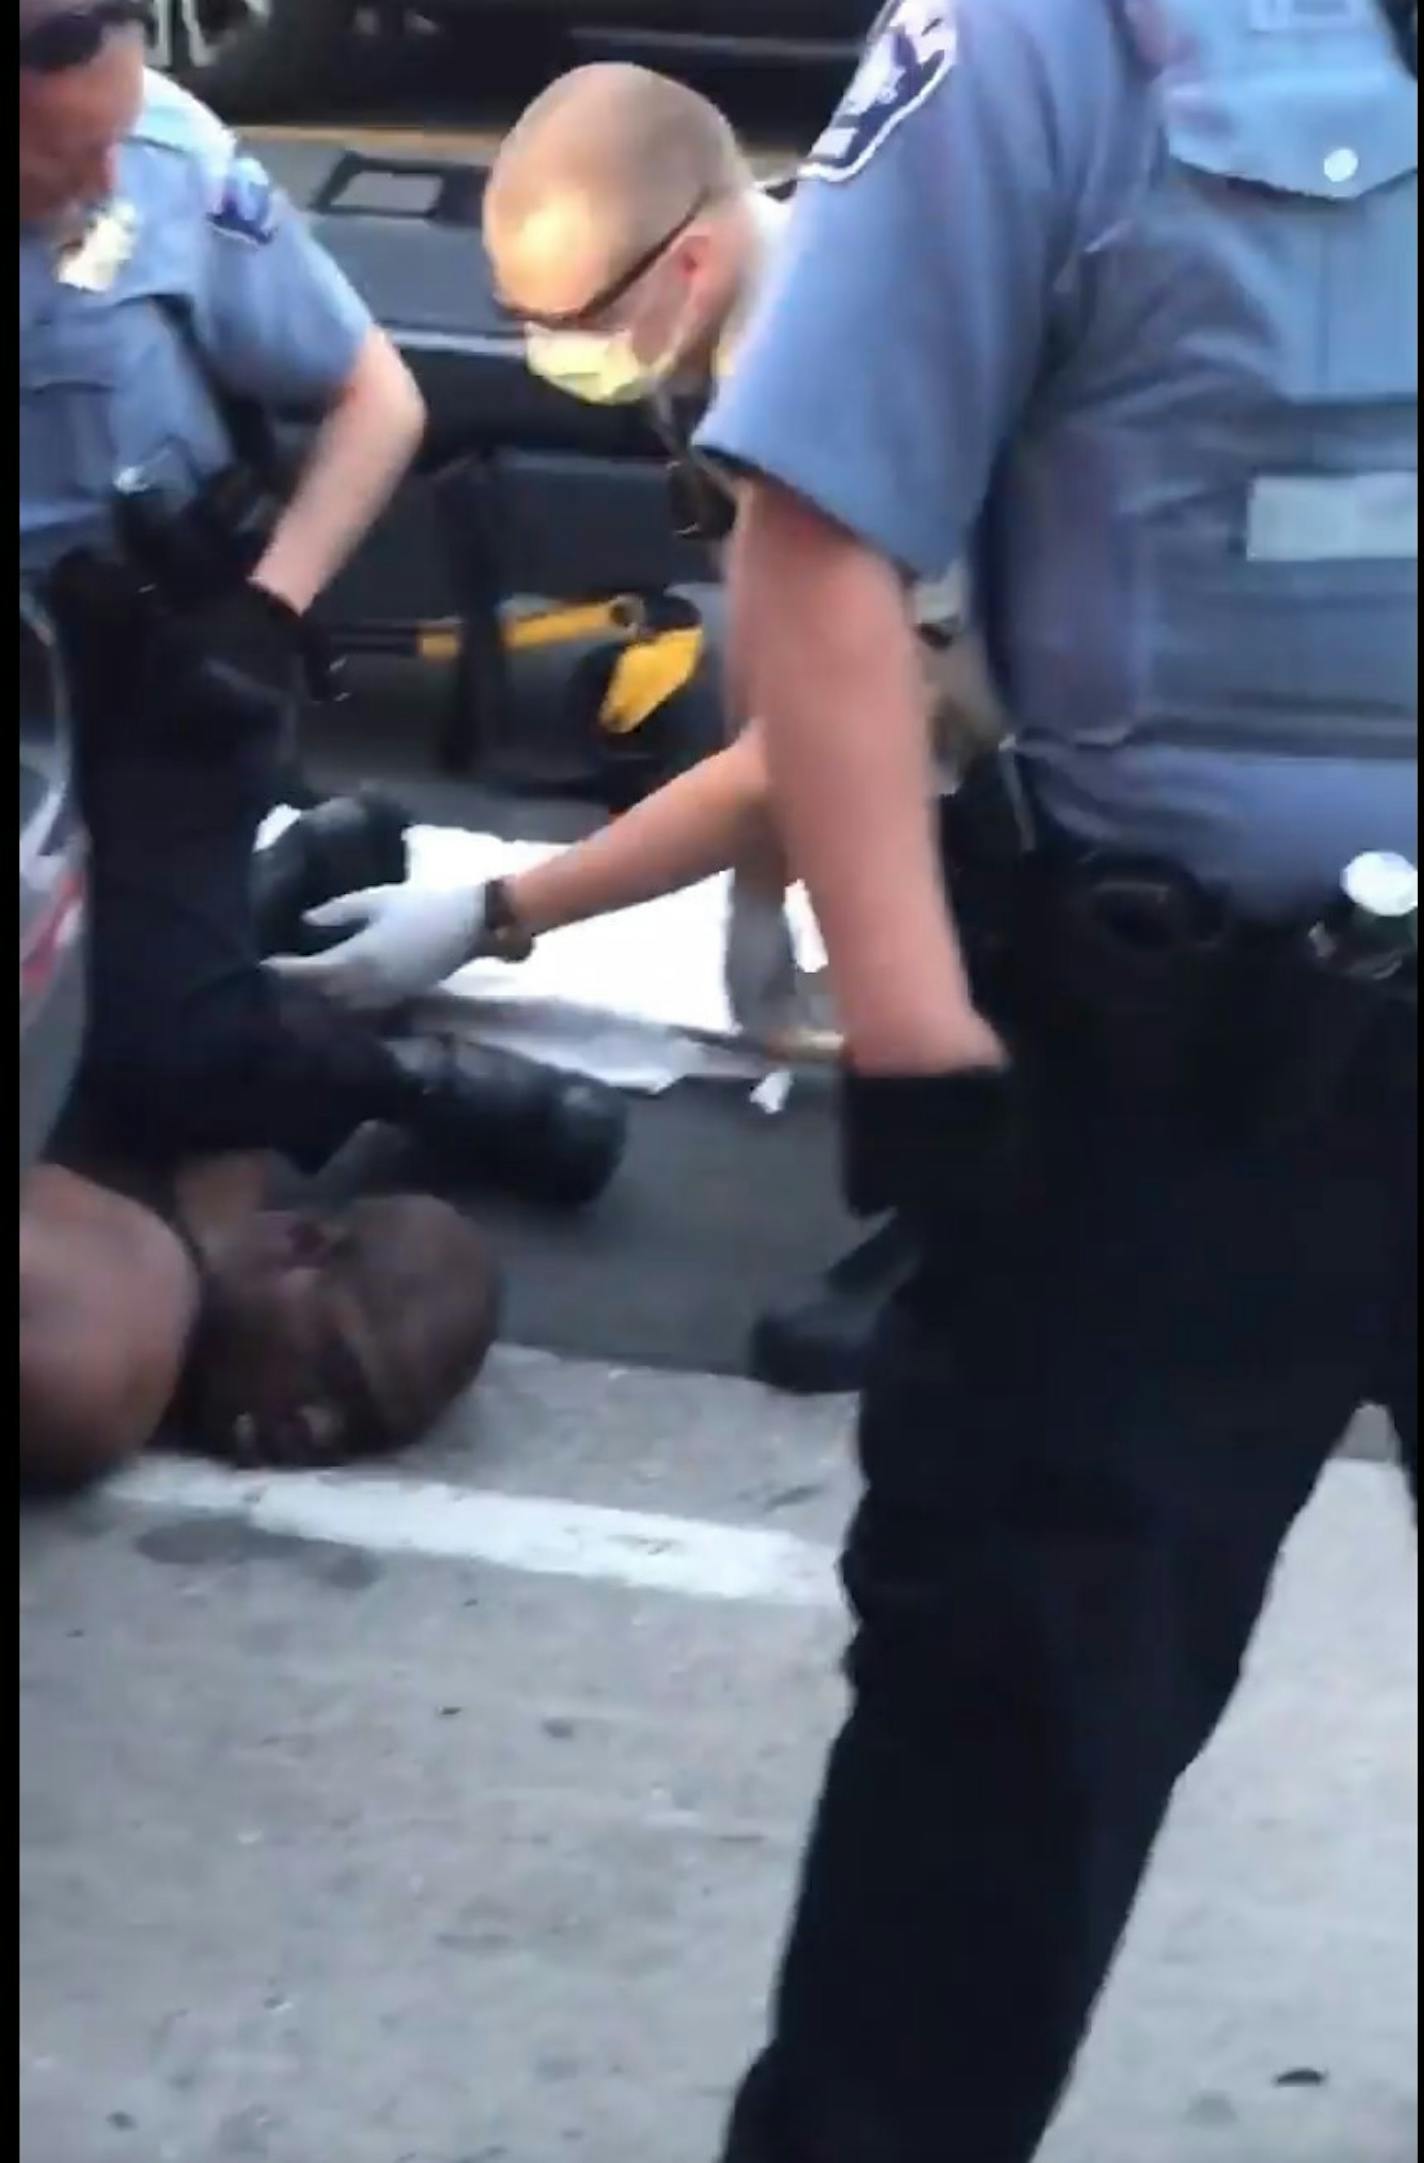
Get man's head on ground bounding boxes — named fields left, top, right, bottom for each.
left=185, top=1195, right=502, bottom=1468
left=19, top=0, right=146, bottom=224
left=485, top=63, right=759, bottom=405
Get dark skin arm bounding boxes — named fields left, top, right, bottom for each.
left=19, top=1165, right=201, bottom=1491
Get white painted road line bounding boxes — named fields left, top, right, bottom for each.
left=108, top=1457, right=842, bottom=1611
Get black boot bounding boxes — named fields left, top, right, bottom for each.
left=748, top=1217, right=917, bottom=1396
left=252, top=789, right=412, bottom=957
left=386, top=1036, right=628, bottom=1209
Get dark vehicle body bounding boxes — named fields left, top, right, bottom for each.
left=153, top=0, right=876, bottom=116
left=19, top=592, right=88, bottom=1177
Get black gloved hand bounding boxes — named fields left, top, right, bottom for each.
left=841, top=1063, right=1031, bottom=1235
left=178, top=581, right=305, bottom=733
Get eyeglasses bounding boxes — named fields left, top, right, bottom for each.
left=19, top=1, right=152, bottom=75
left=499, top=195, right=709, bottom=334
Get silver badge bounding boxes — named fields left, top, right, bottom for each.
left=56, top=200, right=140, bottom=293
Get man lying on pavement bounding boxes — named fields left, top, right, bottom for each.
left=19, top=1157, right=500, bottom=1494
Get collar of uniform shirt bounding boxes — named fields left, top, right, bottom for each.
left=650, top=189, right=793, bottom=437
left=713, top=189, right=793, bottom=383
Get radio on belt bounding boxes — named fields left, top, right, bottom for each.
left=1310, top=852, right=1419, bottom=982
left=1259, top=851, right=1419, bottom=1141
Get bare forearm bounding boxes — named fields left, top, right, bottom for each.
left=255, top=330, right=426, bottom=615
left=728, top=484, right=996, bottom=1073
left=507, top=732, right=777, bottom=935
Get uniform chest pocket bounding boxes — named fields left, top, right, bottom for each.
left=21, top=293, right=224, bottom=556
left=1162, top=70, right=1418, bottom=405
left=21, top=292, right=134, bottom=385
left=1061, top=66, right=1419, bottom=759
left=20, top=307, right=124, bottom=516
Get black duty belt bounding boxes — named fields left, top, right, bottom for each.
left=939, top=752, right=1416, bottom=1143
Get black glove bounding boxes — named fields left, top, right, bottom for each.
left=841, top=1064, right=1031, bottom=1233
left=178, top=581, right=305, bottom=732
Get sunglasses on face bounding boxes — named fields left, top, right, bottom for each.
left=499, top=194, right=709, bottom=334
left=19, top=1, right=152, bottom=75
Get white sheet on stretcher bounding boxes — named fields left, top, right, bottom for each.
left=259, top=815, right=829, bottom=1098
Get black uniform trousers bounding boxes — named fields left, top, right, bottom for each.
left=725, top=1010, right=1416, bottom=2163
left=62, top=656, right=412, bottom=1177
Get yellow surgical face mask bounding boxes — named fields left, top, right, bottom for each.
left=524, top=325, right=666, bottom=407
left=524, top=273, right=697, bottom=408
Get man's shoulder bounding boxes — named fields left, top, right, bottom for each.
left=945, top=0, right=1143, bottom=67
left=127, top=71, right=240, bottom=195
left=795, top=0, right=1140, bottom=199
left=128, top=74, right=292, bottom=250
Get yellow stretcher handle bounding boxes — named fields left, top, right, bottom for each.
left=598, top=625, right=705, bottom=737
left=502, top=595, right=647, bottom=654
left=412, top=599, right=702, bottom=740
left=415, top=595, right=676, bottom=668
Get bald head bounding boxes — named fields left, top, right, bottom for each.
left=486, top=64, right=750, bottom=320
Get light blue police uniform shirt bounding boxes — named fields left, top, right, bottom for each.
left=696, top=0, right=1419, bottom=918
left=19, top=71, right=372, bottom=577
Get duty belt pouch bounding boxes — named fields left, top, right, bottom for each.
left=937, top=747, right=1042, bottom=1035
left=1231, top=937, right=1418, bottom=1144
left=1032, top=854, right=1235, bottom=1119
left=113, top=462, right=281, bottom=614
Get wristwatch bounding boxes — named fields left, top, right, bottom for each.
left=480, top=877, right=536, bottom=964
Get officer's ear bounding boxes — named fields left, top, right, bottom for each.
left=669, top=227, right=715, bottom=289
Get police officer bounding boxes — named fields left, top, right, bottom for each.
left=19, top=3, right=626, bottom=1207
left=275, top=65, right=807, bottom=1025
left=273, top=61, right=1005, bottom=1388
left=691, top=0, right=1419, bottom=2154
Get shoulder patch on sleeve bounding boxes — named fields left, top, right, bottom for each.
left=210, top=152, right=282, bottom=246
left=133, top=74, right=282, bottom=243
left=802, top=0, right=959, bottom=184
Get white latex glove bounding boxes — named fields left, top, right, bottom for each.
left=724, top=870, right=802, bottom=1042
left=264, top=881, right=491, bottom=1014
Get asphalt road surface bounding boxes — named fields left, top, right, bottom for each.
left=20, top=1384, right=1419, bottom=2163
left=19, top=51, right=1421, bottom=2163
